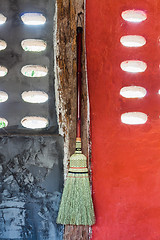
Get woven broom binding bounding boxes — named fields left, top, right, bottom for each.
left=75, top=138, right=82, bottom=153
left=70, top=154, right=87, bottom=168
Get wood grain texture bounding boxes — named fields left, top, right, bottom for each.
left=56, top=0, right=90, bottom=239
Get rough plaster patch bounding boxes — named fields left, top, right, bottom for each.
left=0, top=136, right=63, bottom=239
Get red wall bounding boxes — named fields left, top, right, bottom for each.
left=86, top=1, right=160, bottom=239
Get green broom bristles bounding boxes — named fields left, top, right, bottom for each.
left=57, top=139, right=95, bottom=225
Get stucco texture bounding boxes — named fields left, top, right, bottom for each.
left=86, top=0, right=160, bottom=239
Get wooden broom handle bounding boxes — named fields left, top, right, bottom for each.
left=76, top=27, right=83, bottom=139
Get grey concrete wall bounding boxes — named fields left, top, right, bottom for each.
left=0, top=135, right=64, bottom=239
left=0, top=0, right=57, bottom=134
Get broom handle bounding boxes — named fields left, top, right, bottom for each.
left=76, top=27, right=83, bottom=139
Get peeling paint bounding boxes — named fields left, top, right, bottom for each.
left=54, top=2, right=70, bottom=180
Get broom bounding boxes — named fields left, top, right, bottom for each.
left=57, top=23, right=95, bottom=226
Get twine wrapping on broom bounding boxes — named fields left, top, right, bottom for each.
left=57, top=138, right=95, bottom=225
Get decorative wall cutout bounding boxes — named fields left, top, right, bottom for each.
left=0, top=66, right=8, bottom=77
left=121, top=112, right=147, bottom=125
left=120, top=86, right=147, bottom=98
left=0, top=14, right=7, bottom=24
left=0, top=40, right=7, bottom=51
left=0, top=91, right=8, bottom=102
left=21, top=13, right=46, bottom=25
left=120, top=60, right=147, bottom=73
left=21, top=91, right=48, bottom=103
left=21, top=65, right=48, bottom=77
left=121, top=10, right=147, bottom=23
left=21, top=39, right=47, bottom=52
left=0, top=118, right=8, bottom=128
left=21, top=116, right=48, bottom=129
left=120, top=35, right=146, bottom=47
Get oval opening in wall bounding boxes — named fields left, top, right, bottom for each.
left=21, top=65, right=48, bottom=77
left=21, top=39, right=47, bottom=52
left=121, top=10, right=147, bottom=23
left=0, top=91, right=8, bottom=102
left=120, top=60, right=147, bottom=73
left=22, top=91, right=48, bottom=103
left=0, top=14, right=7, bottom=25
left=120, top=35, right=146, bottom=47
left=120, top=86, right=147, bottom=98
left=0, top=66, right=8, bottom=77
left=121, top=112, right=147, bottom=125
left=0, top=118, right=8, bottom=128
left=21, top=13, right=46, bottom=25
left=21, top=116, right=48, bottom=129
left=0, top=40, right=7, bottom=51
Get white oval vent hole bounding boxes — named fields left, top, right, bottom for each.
left=0, top=14, right=7, bottom=24
left=0, top=40, right=7, bottom=51
left=120, top=60, right=147, bottom=73
left=0, top=118, right=8, bottom=128
left=22, top=91, right=48, bottom=103
left=120, top=35, right=146, bottom=47
left=21, top=116, right=48, bottom=129
left=121, top=112, right=147, bottom=125
left=21, top=13, right=46, bottom=25
left=121, top=10, right=147, bottom=23
left=0, top=66, right=8, bottom=77
left=21, top=65, right=48, bottom=77
left=21, top=39, right=47, bottom=52
left=0, top=91, right=8, bottom=102
left=120, top=86, right=147, bottom=98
